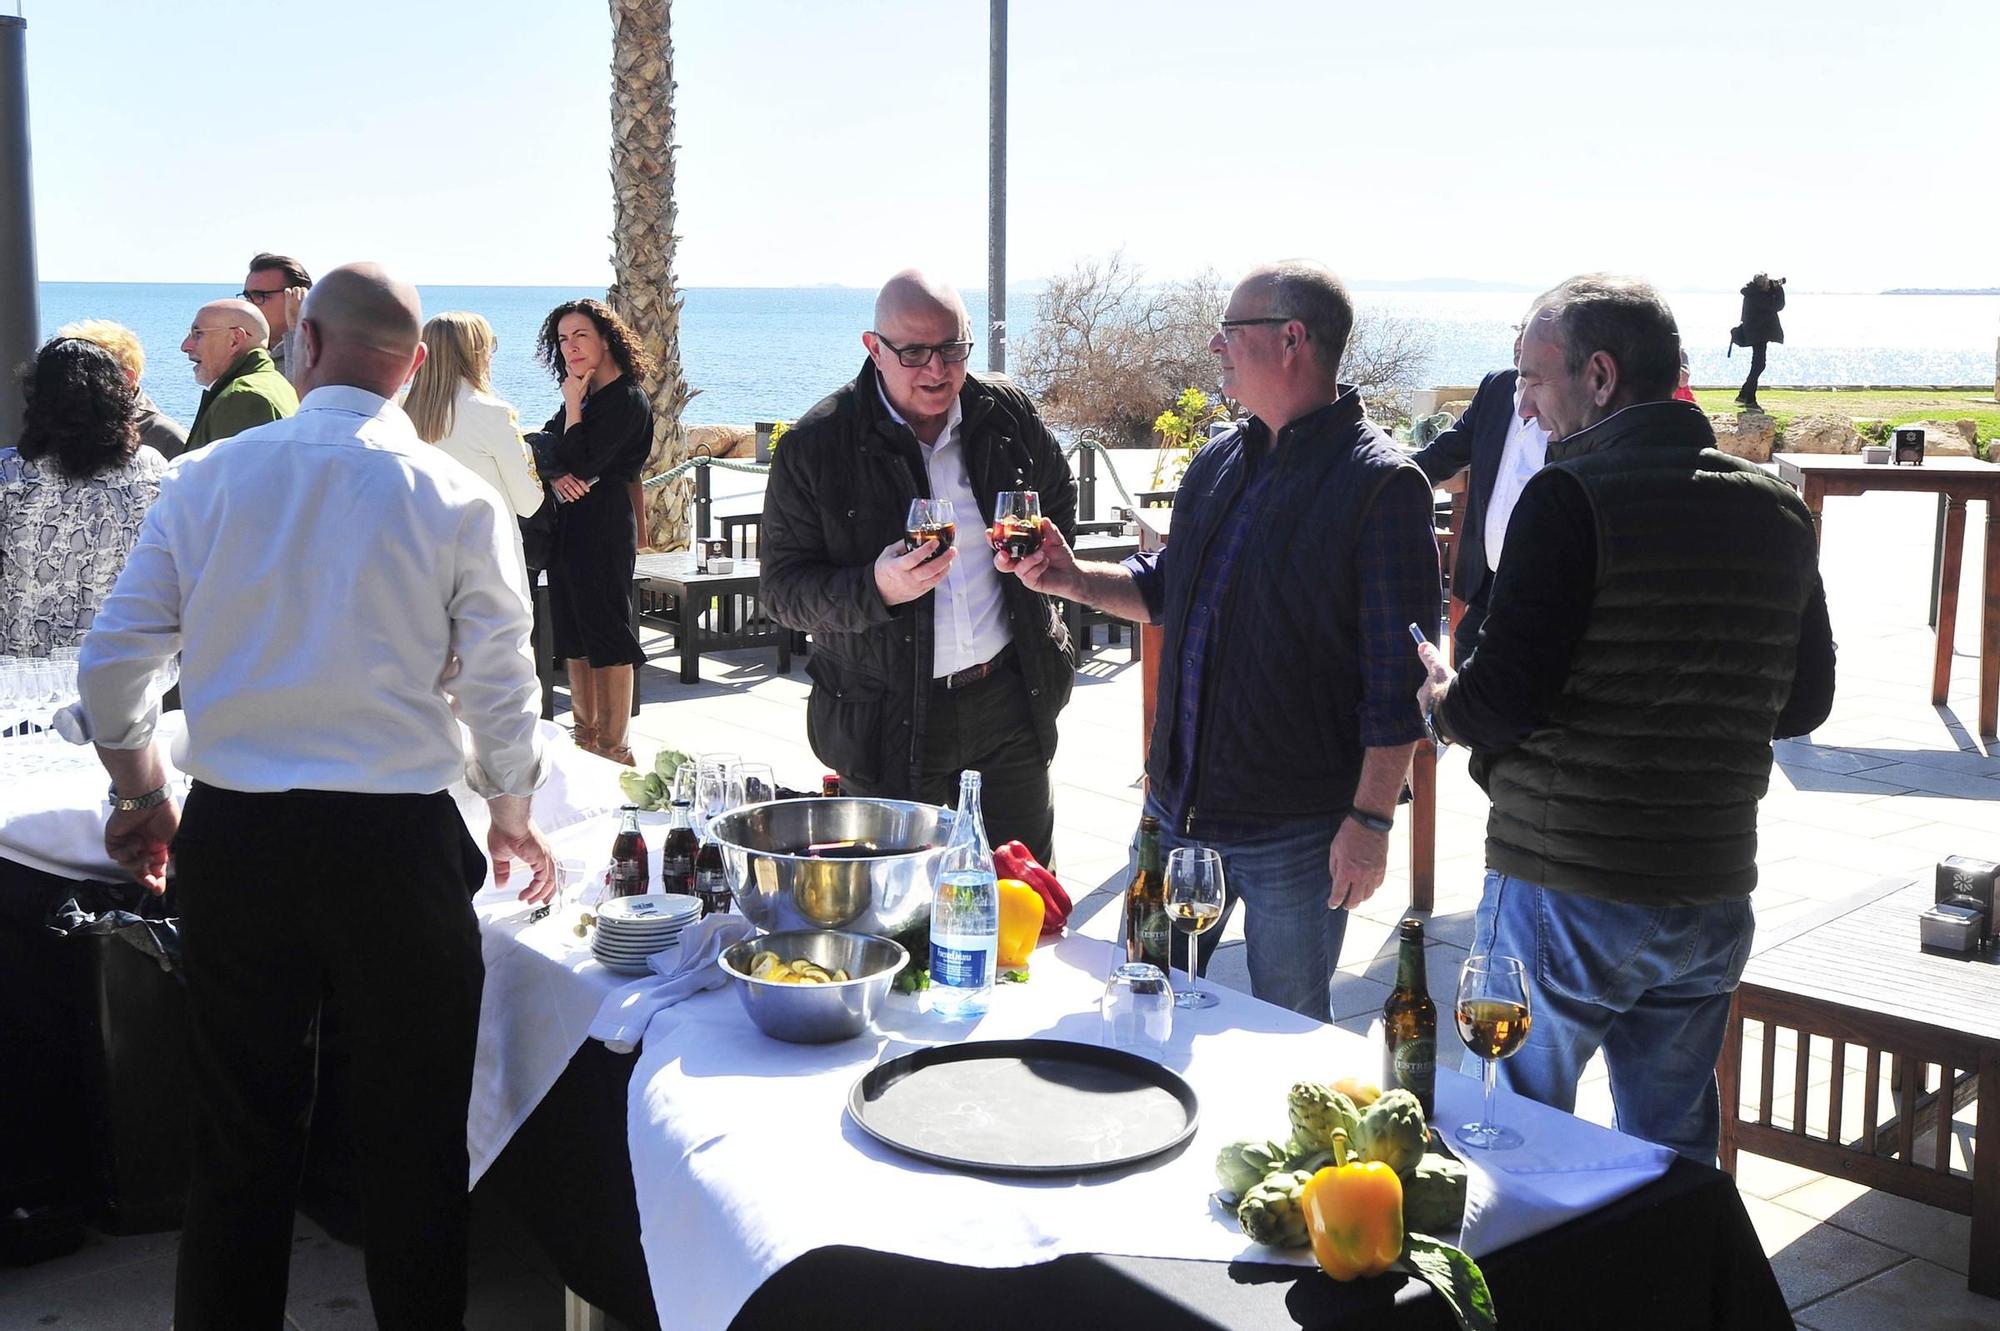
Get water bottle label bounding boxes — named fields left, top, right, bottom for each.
left=930, top=940, right=991, bottom=990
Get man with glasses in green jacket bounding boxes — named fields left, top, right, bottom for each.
left=179, top=298, right=298, bottom=453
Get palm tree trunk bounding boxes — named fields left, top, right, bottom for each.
left=607, top=0, right=695, bottom=551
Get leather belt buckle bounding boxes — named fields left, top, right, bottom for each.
left=937, top=645, right=1013, bottom=691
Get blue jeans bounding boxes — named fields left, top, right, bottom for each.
left=1141, top=795, right=1348, bottom=1023
left=1471, top=871, right=1754, bottom=1163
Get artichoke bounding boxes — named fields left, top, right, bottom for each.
left=1352, top=1088, right=1429, bottom=1177
left=1214, top=1138, right=1295, bottom=1199
left=1287, top=1082, right=1362, bottom=1155
left=1401, top=1152, right=1470, bottom=1235
left=1235, top=1168, right=1314, bottom=1248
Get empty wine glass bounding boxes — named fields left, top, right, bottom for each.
left=1164, top=846, right=1224, bottom=1010
left=1455, top=954, right=1533, bottom=1151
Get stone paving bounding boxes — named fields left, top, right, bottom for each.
left=5, top=487, right=1995, bottom=1329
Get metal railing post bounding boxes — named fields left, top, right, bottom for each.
left=0, top=14, right=39, bottom=441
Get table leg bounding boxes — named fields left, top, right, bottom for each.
left=1802, top=481, right=1825, bottom=547
left=1933, top=499, right=1966, bottom=707
left=1973, top=1053, right=1998, bottom=1296
left=679, top=594, right=700, bottom=685
left=1408, top=744, right=1435, bottom=913
left=1980, top=502, right=1998, bottom=737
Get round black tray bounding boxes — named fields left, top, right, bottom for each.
left=847, top=1038, right=1199, bottom=1175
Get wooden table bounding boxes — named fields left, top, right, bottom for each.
left=632, top=553, right=788, bottom=684
left=1772, top=453, right=2000, bottom=736
left=1717, top=875, right=1998, bottom=1295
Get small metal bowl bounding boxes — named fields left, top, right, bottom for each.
left=718, top=929, right=909, bottom=1044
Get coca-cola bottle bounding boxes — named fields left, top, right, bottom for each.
left=659, top=798, right=698, bottom=896
left=694, top=837, right=731, bottom=916
left=609, top=805, right=649, bottom=898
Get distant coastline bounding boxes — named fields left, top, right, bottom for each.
left=1881, top=288, right=2000, bottom=296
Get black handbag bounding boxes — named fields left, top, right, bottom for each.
left=520, top=431, right=560, bottom=572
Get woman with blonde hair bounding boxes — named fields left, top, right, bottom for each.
left=54, top=318, right=189, bottom=460
left=405, top=311, right=545, bottom=521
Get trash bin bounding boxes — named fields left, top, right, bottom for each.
left=0, top=858, right=191, bottom=1243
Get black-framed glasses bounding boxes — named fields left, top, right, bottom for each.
left=238, top=288, right=286, bottom=304
left=1216, top=315, right=1295, bottom=336
left=872, top=333, right=974, bottom=368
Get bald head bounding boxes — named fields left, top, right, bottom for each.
left=201, top=299, right=269, bottom=345
left=873, top=269, right=967, bottom=337
left=293, top=262, right=425, bottom=399
left=181, top=299, right=269, bottom=386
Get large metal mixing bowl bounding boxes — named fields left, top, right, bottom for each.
left=718, top=930, right=908, bottom=1043
left=706, top=798, right=952, bottom=937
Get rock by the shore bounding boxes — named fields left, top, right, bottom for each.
left=687, top=424, right=756, bottom=460
left=1710, top=410, right=1775, bottom=462
left=1897, top=419, right=1977, bottom=456
left=1779, top=413, right=1859, bottom=454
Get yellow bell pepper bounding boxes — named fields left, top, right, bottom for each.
left=996, top=877, right=1045, bottom=969
left=1301, top=1131, right=1404, bottom=1281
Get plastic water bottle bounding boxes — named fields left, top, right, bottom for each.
left=929, top=770, right=999, bottom=1019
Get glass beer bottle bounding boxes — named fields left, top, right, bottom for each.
left=1124, top=816, right=1171, bottom=972
left=1381, top=918, right=1437, bottom=1117
left=609, top=805, right=650, bottom=899
left=659, top=798, right=698, bottom=896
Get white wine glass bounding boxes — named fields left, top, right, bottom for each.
left=1164, top=846, right=1224, bottom=1011
left=1455, top=954, right=1532, bottom=1151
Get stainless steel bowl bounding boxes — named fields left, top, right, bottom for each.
left=718, top=929, right=909, bottom=1043
left=707, top=798, right=951, bottom=937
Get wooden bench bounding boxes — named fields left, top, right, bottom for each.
left=1717, top=876, right=1998, bottom=1295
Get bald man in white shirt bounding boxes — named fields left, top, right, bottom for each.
left=78, top=262, right=554, bottom=1331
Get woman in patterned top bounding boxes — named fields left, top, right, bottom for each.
left=0, top=337, right=168, bottom=656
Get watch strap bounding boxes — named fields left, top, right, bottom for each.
left=1346, top=806, right=1394, bottom=834
left=108, top=784, right=171, bottom=813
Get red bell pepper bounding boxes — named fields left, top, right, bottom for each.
left=997, top=840, right=1072, bottom=936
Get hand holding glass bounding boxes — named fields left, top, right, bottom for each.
left=1164, top=847, right=1223, bottom=1010
left=1454, top=954, right=1532, bottom=1150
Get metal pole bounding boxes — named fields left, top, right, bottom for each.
left=986, top=0, right=1006, bottom=375
left=0, top=14, right=39, bottom=441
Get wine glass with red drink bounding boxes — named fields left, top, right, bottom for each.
left=989, top=490, right=1043, bottom=559
left=905, top=498, right=956, bottom=563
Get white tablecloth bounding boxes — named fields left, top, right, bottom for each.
left=619, top=933, right=1675, bottom=1330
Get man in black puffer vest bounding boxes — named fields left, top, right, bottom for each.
left=762, top=270, right=1077, bottom=864
left=1006, top=261, right=1438, bottom=1021
left=1419, top=274, right=1836, bottom=1163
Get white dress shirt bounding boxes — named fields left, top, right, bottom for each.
left=75, top=385, right=548, bottom=797
left=435, top=385, right=545, bottom=519
left=876, top=384, right=1012, bottom=677
left=1483, top=383, right=1551, bottom=573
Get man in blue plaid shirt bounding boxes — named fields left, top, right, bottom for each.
left=999, top=260, right=1437, bottom=1021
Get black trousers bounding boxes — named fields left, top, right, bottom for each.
left=1738, top=342, right=1769, bottom=400
left=170, top=785, right=486, bottom=1331
left=847, top=659, right=1057, bottom=866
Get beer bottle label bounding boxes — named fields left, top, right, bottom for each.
left=1139, top=906, right=1172, bottom=969
left=1394, top=1037, right=1436, bottom=1098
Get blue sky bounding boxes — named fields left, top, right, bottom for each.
left=18, top=0, right=1999, bottom=291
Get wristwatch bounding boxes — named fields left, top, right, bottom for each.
left=1346, top=806, right=1395, bottom=835
left=108, top=783, right=171, bottom=813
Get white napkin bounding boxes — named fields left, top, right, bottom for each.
left=1436, top=1070, right=1677, bottom=1256
left=587, top=913, right=757, bottom=1053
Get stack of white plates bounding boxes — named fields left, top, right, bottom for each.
left=591, top=893, right=701, bottom=975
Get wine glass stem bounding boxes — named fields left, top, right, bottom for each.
left=1185, top=938, right=1196, bottom=1000
left=1482, top=1052, right=1499, bottom=1129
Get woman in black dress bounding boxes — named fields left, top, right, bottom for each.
left=534, top=299, right=653, bottom=765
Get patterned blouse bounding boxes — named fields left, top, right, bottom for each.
left=0, top=445, right=168, bottom=656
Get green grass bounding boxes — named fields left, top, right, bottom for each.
left=1692, top=388, right=1999, bottom=458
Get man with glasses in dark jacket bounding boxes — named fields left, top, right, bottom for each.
left=1005, top=260, right=1438, bottom=1021
left=762, top=269, right=1077, bottom=864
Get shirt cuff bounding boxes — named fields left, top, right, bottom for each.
left=1357, top=702, right=1427, bottom=749
left=462, top=727, right=552, bottom=799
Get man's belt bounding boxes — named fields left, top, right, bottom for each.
left=934, top=643, right=1016, bottom=691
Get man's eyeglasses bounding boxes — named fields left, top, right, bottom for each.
left=238, top=288, right=286, bottom=304
left=872, top=333, right=974, bottom=369
left=186, top=326, right=244, bottom=339
left=1216, top=315, right=1295, bottom=337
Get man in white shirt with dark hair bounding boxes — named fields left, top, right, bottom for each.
left=77, top=261, right=555, bottom=1331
